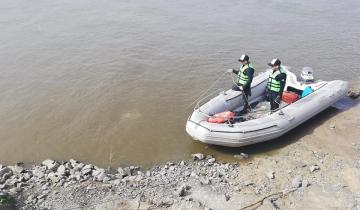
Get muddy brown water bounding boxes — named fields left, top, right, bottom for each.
left=0, top=0, right=359, bottom=168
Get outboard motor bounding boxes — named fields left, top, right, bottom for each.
left=300, top=67, right=314, bottom=82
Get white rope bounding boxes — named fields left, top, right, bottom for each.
left=185, top=70, right=230, bottom=109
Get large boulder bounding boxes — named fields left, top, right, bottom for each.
left=42, top=160, right=60, bottom=172
left=116, top=167, right=125, bottom=178
left=81, top=164, right=93, bottom=176
left=32, top=166, right=46, bottom=179
left=57, top=165, right=67, bottom=176
left=47, top=172, right=61, bottom=183
left=0, top=170, right=13, bottom=184
left=347, top=88, right=360, bottom=99
left=191, top=153, right=205, bottom=160
left=123, top=166, right=140, bottom=177
left=0, top=167, right=12, bottom=178
left=69, top=159, right=79, bottom=168
left=91, top=168, right=104, bottom=177
left=9, top=163, right=25, bottom=174
left=96, top=172, right=108, bottom=182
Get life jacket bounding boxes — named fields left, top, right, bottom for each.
left=267, top=67, right=286, bottom=93
left=238, top=63, right=255, bottom=85
left=208, top=111, right=235, bottom=123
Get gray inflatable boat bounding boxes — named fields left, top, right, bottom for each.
left=186, top=68, right=349, bottom=147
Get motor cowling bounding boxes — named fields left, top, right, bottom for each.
left=300, top=67, right=314, bottom=82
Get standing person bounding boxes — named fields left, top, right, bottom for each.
left=227, top=54, right=255, bottom=113
left=267, top=58, right=287, bottom=112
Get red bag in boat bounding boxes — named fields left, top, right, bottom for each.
left=208, top=111, right=235, bottom=123
left=282, top=91, right=300, bottom=104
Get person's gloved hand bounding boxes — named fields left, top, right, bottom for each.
left=226, top=69, right=234, bottom=73
left=239, top=86, right=243, bottom=91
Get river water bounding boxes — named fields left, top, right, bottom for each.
left=0, top=0, right=359, bottom=168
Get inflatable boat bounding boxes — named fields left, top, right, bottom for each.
left=185, top=67, right=349, bottom=147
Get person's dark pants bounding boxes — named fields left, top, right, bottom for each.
left=232, top=84, right=249, bottom=111
left=269, top=90, right=281, bottom=111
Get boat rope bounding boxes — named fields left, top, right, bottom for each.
left=185, top=70, right=230, bottom=109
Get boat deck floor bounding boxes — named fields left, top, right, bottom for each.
left=234, top=100, right=289, bottom=122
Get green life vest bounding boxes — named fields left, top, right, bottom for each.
left=238, top=63, right=254, bottom=85
left=267, top=67, right=286, bottom=93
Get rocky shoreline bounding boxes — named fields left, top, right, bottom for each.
left=1, top=89, right=359, bottom=210
left=1, top=143, right=359, bottom=210
left=1, top=155, right=245, bottom=209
